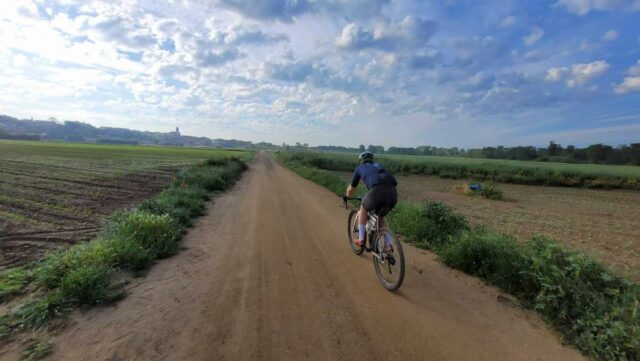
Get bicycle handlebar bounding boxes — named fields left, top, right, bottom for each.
left=342, top=196, right=362, bottom=209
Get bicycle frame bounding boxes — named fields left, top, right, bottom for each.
left=344, top=196, right=382, bottom=255
left=343, top=195, right=405, bottom=291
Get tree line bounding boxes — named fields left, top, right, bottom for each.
left=365, top=142, right=640, bottom=166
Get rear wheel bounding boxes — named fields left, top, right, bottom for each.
left=373, top=230, right=405, bottom=292
left=347, top=210, right=364, bottom=255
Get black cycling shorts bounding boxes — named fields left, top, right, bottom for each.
left=362, top=185, right=398, bottom=217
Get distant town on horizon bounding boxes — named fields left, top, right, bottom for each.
left=1, top=114, right=638, bottom=166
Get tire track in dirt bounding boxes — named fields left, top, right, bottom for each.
left=48, top=152, right=585, bottom=361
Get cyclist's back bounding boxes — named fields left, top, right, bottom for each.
left=351, top=162, right=397, bottom=191
left=349, top=153, right=398, bottom=217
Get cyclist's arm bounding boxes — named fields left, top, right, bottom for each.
left=346, top=167, right=361, bottom=196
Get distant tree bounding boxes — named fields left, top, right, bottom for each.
left=586, top=144, right=613, bottom=163
left=358, top=144, right=366, bottom=152
left=563, top=145, right=576, bottom=155
left=0, top=126, right=6, bottom=136
left=629, top=143, right=640, bottom=165
left=547, top=141, right=562, bottom=156
left=367, top=145, right=385, bottom=154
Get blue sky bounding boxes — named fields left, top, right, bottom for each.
left=0, top=0, right=639, bottom=147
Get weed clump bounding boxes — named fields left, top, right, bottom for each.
left=107, top=211, right=181, bottom=259
left=479, top=182, right=504, bottom=200
left=0, top=268, right=32, bottom=302
left=23, top=338, right=53, bottom=361
left=388, top=201, right=468, bottom=248
left=59, top=265, right=111, bottom=306
left=456, top=181, right=505, bottom=200
left=139, top=188, right=208, bottom=228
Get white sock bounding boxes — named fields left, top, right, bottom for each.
left=358, top=225, right=366, bottom=242
left=384, top=233, right=392, bottom=246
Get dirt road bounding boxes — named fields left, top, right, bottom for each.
left=51, top=152, right=584, bottom=361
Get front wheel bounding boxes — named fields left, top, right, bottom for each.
left=373, top=230, right=405, bottom=292
left=347, top=210, right=364, bottom=255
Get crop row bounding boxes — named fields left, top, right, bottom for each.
left=277, top=151, right=640, bottom=189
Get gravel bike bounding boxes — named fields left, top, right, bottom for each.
left=343, top=196, right=405, bottom=292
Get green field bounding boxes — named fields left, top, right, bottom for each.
left=0, top=140, right=251, bottom=269
left=381, top=153, right=640, bottom=178
left=277, top=151, right=640, bottom=189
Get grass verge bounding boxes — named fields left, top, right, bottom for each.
left=0, top=156, right=248, bottom=341
left=275, top=151, right=640, bottom=190
left=276, top=153, right=639, bottom=361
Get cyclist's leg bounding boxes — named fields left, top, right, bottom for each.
left=355, top=204, right=367, bottom=245
left=356, top=189, right=376, bottom=246
left=380, top=217, right=392, bottom=247
left=378, top=187, right=398, bottom=248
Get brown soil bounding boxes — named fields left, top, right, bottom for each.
left=0, top=170, right=174, bottom=269
left=395, top=174, right=640, bottom=281
left=46, top=153, right=584, bottom=361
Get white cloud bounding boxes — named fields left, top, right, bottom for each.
left=335, top=16, right=436, bottom=51
left=545, top=67, right=569, bottom=82
left=545, top=60, right=610, bottom=87
left=499, top=16, right=517, bottom=28
left=335, top=23, right=375, bottom=49
left=627, top=60, right=640, bottom=76
left=615, top=61, right=640, bottom=93
left=556, top=0, right=640, bottom=14
left=523, top=27, right=544, bottom=46
left=615, top=77, right=640, bottom=93
left=601, top=29, right=619, bottom=41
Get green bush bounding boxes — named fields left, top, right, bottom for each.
left=108, top=211, right=181, bottom=259
left=59, top=265, right=111, bottom=306
left=174, top=159, right=247, bottom=191
left=439, top=229, right=534, bottom=295
left=388, top=201, right=468, bottom=248
left=105, top=237, right=154, bottom=271
left=479, top=182, right=504, bottom=200
left=138, top=187, right=208, bottom=228
left=36, top=241, right=117, bottom=290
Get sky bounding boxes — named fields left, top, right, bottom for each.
left=0, top=0, right=639, bottom=148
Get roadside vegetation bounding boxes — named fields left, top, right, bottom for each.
left=276, top=151, right=640, bottom=190
left=453, top=181, right=504, bottom=200
left=275, top=151, right=639, bottom=361
left=0, top=154, right=249, bottom=349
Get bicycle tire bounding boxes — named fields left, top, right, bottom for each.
left=347, top=209, right=365, bottom=255
left=373, top=230, right=405, bottom=292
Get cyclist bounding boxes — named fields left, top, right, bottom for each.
left=345, top=151, right=398, bottom=249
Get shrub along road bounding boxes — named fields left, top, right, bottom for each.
left=49, top=152, right=584, bottom=361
